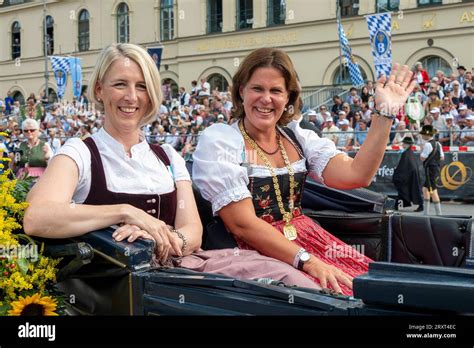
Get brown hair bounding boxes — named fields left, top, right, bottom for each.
left=231, top=48, right=301, bottom=126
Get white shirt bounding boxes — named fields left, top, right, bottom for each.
left=420, top=138, right=445, bottom=161
left=192, top=121, right=342, bottom=215
left=56, top=128, right=190, bottom=204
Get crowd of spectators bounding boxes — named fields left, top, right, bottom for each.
left=0, top=77, right=234, bottom=176
left=0, top=62, right=473, bottom=177
left=307, top=62, right=474, bottom=151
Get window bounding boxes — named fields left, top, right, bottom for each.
left=44, top=15, right=54, bottom=55
left=376, top=0, right=399, bottom=12
left=46, top=88, right=58, bottom=104
left=418, top=0, right=442, bottom=5
left=237, top=0, right=253, bottom=30
left=12, top=91, right=25, bottom=105
left=339, top=0, right=359, bottom=17
left=208, top=73, right=229, bottom=93
left=0, top=0, right=33, bottom=8
left=160, top=0, right=174, bottom=41
left=333, top=65, right=367, bottom=85
left=78, top=10, right=90, bottom=51
left=12, top=21, right=21, bottom=60
left=267, top=0, right=285, bottom=26
left=420, top=56, right=452, bottom=79
left=117, top=2, right=129, bottom=43
left=208, top=0, right=223, bottom=33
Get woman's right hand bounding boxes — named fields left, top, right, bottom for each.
left=120, top=205, right=182, bottom=261
left=303, top=256, right=353, bottom=294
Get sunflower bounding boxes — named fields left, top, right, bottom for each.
left=7, top=293, right=58, bottom=316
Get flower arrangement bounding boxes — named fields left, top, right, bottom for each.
left=0, top=151, right=63, bottom=316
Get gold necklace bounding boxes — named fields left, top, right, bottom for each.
left=239, top=121, right=297, bottom=240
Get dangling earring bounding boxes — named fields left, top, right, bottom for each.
left=284, top=107, right=288, bottom=111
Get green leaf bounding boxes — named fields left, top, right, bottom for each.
left=17, top=258, right=29, bottom=275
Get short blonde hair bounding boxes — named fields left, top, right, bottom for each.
left=88, top=43, right=162, bottom=126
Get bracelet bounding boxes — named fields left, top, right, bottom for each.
left=171, top=228, right=187, bottom=254
left=292, top=248, right=306, bottom=269
left=375, top=109, right=397, bottom=120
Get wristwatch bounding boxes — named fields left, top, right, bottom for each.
left=293, top=248, right=311, bottom=270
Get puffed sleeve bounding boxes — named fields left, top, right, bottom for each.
left=287, top=121, right=344, bottom=184
left=193, top=123, right=251, bottom=215
left=161, top=144, right=191, bottom=182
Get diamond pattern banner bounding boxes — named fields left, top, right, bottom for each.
left=337, top=17, right=365, bottom=87
left=50, top=56, right=70, bottom=99
left=366, top=12, right=392, bottom=78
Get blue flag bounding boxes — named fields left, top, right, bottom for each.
left=147, top=47, right=163, bottom=71
left=69, top=57, right=82, bottom=98
left=366, top=12, right=392, bottom=78
left=337, top=17, right=365, bottom=86
left=50, top=56, right=70, bottom=99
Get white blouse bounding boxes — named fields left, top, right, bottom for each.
left=192, top=121, right=343, bottom=215
left=56, top=128, right=190, bottom=204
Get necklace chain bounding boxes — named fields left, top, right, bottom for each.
left=242, top=123, right=280, bottom=155
left=239, top=121, right=296, bottom=225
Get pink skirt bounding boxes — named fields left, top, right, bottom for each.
left=237, top=215, right=372, bottom=296
left=179, top=248, right=321, bottom=290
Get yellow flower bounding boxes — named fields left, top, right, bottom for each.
left=8, top=293, right=58, bottom=316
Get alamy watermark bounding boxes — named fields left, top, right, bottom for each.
left=324, top=242, right=365, bottom=262
left=0, top=243, right=39, bottom=262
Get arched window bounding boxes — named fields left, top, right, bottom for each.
left=332, top=65, right=368, bottom=85
left=12, top=91, right=25, bottom=105
left=44, top=15, right=54, bottom=55
left=208, top=73, right=229, bottom=93
left=46, top=88, right=58, bottom=103
left=117, top=2, right=130, bottom=43
left=420, top=56, right=452, bottom=79
left=160, top=0, right=174, bottom=41
left=78, top=9, right=90, bottom=51
left=12, top=21, right=21, bottom=60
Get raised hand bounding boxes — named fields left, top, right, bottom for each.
left=374, top=63, right=417, bottom=116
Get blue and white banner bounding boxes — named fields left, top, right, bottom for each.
left=337, top=17, right=365, bottom=86
left=69, top=57, right=82, bottom=99
left=50, top=56, right=70, bottom=99
left=366, top=12, right=392, bottom=78
left=147, top=46, right=163, bottom=71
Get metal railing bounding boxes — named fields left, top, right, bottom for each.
left=322, top=129, right=469, bottom=149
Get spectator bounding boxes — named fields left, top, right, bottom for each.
left=335, top=119, right=353, bottom=151
left=322, top=116, right=338, bottom=144
left=424, top=91, right=442, bottom=114
left=331, top=95, right=343, bottom=116
left=457, top=65, right=467, bottom=86
left=345, top=87, right=359, bottom=105
left=464, top=87, right=474, bottom=110
left=439, top=114, right=460, bottom=146
left=413, top=61, right=430, bottom=93
left=179, top=87, right=190, bottom=106
left=47, top=128, right=61, bottom=155
left=15, top=119, right=53, bottom=179
left=198, top=77, right=210, bottom=97
left=459, top=115, right=474, bottom=145
left=4, top=91, right=14, bottom=115
left=354, top=120, right=369, bottom=146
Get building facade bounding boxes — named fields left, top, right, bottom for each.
left=0, top=0, right=473, bottom=103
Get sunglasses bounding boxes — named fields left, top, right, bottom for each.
left=23, top=129, right=37, bottom=133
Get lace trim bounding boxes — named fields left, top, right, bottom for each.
left=310, top=149, right=343, bottom=185
left=211, top=186, right=252, bottom=215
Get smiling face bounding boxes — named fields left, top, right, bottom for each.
left=239, top=67, right=289, bottom=132
left=95, top=56, right=150, bottom=135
